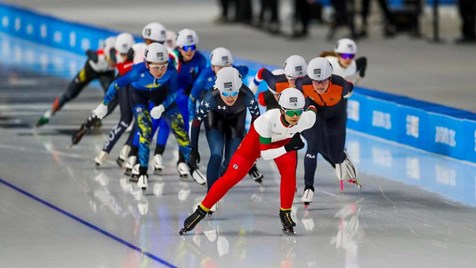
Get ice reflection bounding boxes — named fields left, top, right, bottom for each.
left=331, top=201, right=363, bottom=268
left=347, top=131, right=476, bottom=206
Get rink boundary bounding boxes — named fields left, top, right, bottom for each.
left=1, top=2, right=475, bottom=163
left=0, top=176, right=177, bottom=268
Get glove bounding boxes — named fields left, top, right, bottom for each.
left=284, top=133, right=304, bottom=152
left=126, top=47, right=135, bottom=61
left=189, top=147, right=200, bottom=167
left=108, top=48, right=117, bottom=64
left=92, top=103, right=108, bottom=119
left=150, top=105, right=165, bottom=119
left=86, top=50, right=98, bottom=63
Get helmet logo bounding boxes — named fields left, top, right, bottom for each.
left=224, top=82, right=233, bottom=90
left=314, top=68, right=321, bottom=76
left=186, top=34, right=194, bottom=43
left=221, top=56, right=228, bottom=64
left=289, top=97, right=298, bottom=107
left=144, top=28, right=151, bottom=37
left=295, top=66, right=303, bottom=75
left=157, top=52, right=163, bottom=59
left=160, top=30, right=166, bottom=36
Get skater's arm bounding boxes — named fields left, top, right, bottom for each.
left=190, top=93, right=213, bottom=147
left=355, top=57, right=367, bottom=78
left=102, top=70, right=139, bottom=105
left=245, top=87, right=261, bottom=122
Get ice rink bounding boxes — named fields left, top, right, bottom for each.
left=1, top=1, right=476, bottom=267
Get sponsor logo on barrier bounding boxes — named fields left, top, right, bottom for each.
left=81, top=39, right=91, bottom=51
left=347, top=100, right=359, bottom=122
left=406, top=157, right=420, bottom=180
left=435, top=126, right=456, bottom=147
left=435, top=164, right=456, bottom=187
left=40, top=24, right=47, bottom=38
left=15, top=18, right=21, bottom=31
left=372, top=111, right=391, bottom=129
left=54, top=31, right=62, bottom=43
left=26, top=24, right=33, bottom=35
left=405, top=115, right=419, bottom=138
left=2, top=16, right=9, bottom=28
left=69, top=32, right=76, bottom=47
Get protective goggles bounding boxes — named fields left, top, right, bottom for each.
left=181, top=44, right=197, bottom=52
left=148, top=62, right=168, bottom=71
left=221, top=91, right=239, bottom=97
left=282, top=108, right=304, bottom=117
left=313, top=78, right=329, bottom=84
left=338, top=53, right=355, bottom=59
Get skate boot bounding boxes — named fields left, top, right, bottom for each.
left=137, top=174, right=148, bottom=191
left=124, top=155, right=136, bottom=176
left=177, top=162, right=190, bottom=178
left=248, top=163, right=264, bottom=184
left=71, top=116, right=101, bottom=145
left=336, top=153, right=361, bottom=191
left=116, top=145, right=130, bottom=168
left=153, top=154, right=164, bottom=174
left=137, top=166, right=149, bottom=191
left=130, top=163, right=140, bottom=182
left=279, top=210, right=296, bottom=235
left=94, top=150, right=108, bottom=166
left=71, top=123, right=88, bottom=145
left=187, top=162, right=206, bottom=186
left=301, top=186, right=315, bottom=208
left=179, top=205, right=208, bottom=236
left=36, top=115, right=50, bottom=127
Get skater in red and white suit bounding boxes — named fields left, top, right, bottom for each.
left=180, top=88, right=317, bottom=235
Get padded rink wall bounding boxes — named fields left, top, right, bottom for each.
left=1, top=2, right=475, bottom=164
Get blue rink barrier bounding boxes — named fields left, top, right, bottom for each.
left=1, top=2, right=475, bottom=164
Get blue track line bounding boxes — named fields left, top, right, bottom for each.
left=0, top=177, right=177, bottom=268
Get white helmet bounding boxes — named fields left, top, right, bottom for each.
left=115, top=32, right=135, bottom=54
left=278, top=88, right=305, bottom=110
left=165, top=30, right=177, bottom=49
left=283, top=55, right=307, bottom=79
left=176, top=28, right=199, bottom=47
left=214, top=67, right=242, bottom=94
left=307, top=57, right=333, bottom=81
left=142, top=22, right=167, bottom=43
left=210, top=47, right=234, bottom=67
left=267, top=69, right=285, bottom=94
left=103, top=36, right=116, bottom=50
left=334, top=38, right=357, bottom=54
left=144, top=43, right=169, bottom=63
left=132, top=43, right=147, bottom=64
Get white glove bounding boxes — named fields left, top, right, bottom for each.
left=150, top=105, right=165, bottom=119
left=92, top=103, right=108, bottom=119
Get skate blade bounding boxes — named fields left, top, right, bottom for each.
left=154, top=168, right=163, bottom=174
left=282, top=228, right=296, bottom=235
left=191, top=169, right=206, bottom=186
left=179, top=228, right=186, bottom=236
left=116, top=158, right=125, bottom=168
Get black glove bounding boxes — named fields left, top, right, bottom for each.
left=189, top=147, right=200, bottom=167
left=284, top=133, right=304, bottom=152
left=86, top=50, right=98, bottom=63
left=108, top=48, right=117, bottom=64
left=126, top=47, right=135, bottom=61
